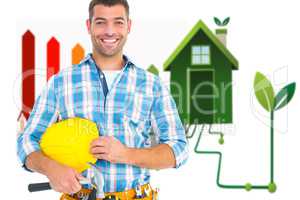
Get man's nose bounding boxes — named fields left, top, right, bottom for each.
left=104, top=23, right=116, bottom=36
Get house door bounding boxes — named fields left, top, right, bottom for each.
left=188, top=69, right=214, bottom=124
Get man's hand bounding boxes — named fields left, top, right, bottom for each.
left=26, top=151, right=84, bottom=194
left=90, top=136, right=129, bottom=164
left=89, top=137, right=176, bottom=169
left=45, top=161, right=83, bottom=194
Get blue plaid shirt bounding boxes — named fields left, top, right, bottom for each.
left=17, top=54, right=188, bottom=192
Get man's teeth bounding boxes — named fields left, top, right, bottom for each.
left=102, top=39, right=117, bottom=43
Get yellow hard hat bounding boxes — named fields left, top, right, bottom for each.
left=40, top=117, right=99, bottom=172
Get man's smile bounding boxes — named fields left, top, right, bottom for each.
left=100, top=38, right=120, bottom=45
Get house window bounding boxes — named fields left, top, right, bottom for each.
left=191, top=45, right=210, bottom=65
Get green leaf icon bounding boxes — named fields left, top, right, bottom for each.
left=273, top=82, right=296, bottom=111
left=214, top=17, right=222, bottom=26
left=222, top=17, right=230, bottom=26
left=254, top=72, right=275, bottom=112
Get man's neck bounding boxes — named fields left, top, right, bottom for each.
left=92, top=51, right=124, bottom=71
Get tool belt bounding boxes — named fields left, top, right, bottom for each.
left=60, top=184, right=158, bottom=200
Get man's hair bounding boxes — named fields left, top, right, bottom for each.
left=89, top=0, right=130, bottom=21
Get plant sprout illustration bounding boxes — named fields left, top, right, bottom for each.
left=252, top=72, right=296, bottom=192
left=214, top=17, right=230, bottom=27
left=190, top=72, right=296, bottom=193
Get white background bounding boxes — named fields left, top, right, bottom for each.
left=1, top=0, right=300, bottom=199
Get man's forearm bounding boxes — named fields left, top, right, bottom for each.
left=124, top=144, right=176, bottom=170
left=25, top=151, right=57, bottom=175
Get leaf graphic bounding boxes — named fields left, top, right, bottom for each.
left=254, top=72, right=275, bottom=112
left=222, top=17, right=230, bottom=26
left=274, top=82, right=296, bottom=111
left=214, top=17, right=222, bottom=26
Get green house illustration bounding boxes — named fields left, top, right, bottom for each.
left=147, top=64, right=159, bottom=76
left=163, top=20, right=239, bottom=125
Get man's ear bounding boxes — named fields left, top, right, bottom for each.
left=127, top=19, right=132, bottom=33
left=86, top=19, right=91, bottom=34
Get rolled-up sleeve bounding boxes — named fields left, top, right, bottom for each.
left=17, top=76, right=58, bottom=171
left=150, top=78, right=188, bottom=168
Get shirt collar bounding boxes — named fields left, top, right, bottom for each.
left=82, top=53, right=134, bottom=71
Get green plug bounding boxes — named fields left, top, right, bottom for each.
left=218, top=134, right=224, bottom=145
left=245, top=183, right=252, bottom=191
left=268, top=182, right=277, bottom=193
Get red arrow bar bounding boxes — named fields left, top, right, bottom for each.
left=22, top=30, right=35, bottom=120
left=47, top=37, right=60, bottom=81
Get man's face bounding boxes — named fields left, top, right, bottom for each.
left=87, top=4, right=131, bottom=57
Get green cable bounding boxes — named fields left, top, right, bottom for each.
left=186, top=124, right=197, bottom=139
left=192, top=124, right=275, bottom=192
left=208, top=124, right=224, bottom=145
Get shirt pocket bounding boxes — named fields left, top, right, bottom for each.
left=58, top=81, right=100, bottom=120
left=124, top=92, right=152, bottom=121
left=121, top=92, right=153, bottom=148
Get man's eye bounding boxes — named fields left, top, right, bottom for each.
left=95, top=21, right=104, bottom=25
left=116, top=21, right=124, bottom=25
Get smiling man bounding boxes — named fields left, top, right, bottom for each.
left=17, top=0, right=188, bottom=199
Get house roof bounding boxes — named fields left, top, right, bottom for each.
left=147, top=64, right=159, bottom=76
left=163, top=20, right=239, bottom=71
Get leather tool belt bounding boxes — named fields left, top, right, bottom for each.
left=60, top=183, right=158, bottom=200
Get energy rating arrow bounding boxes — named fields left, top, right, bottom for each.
left=47, top=37, right=60, bottom=81
left=72, top=43, right=85, bottom=65
left=22, top=30, right=35, bottom=120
